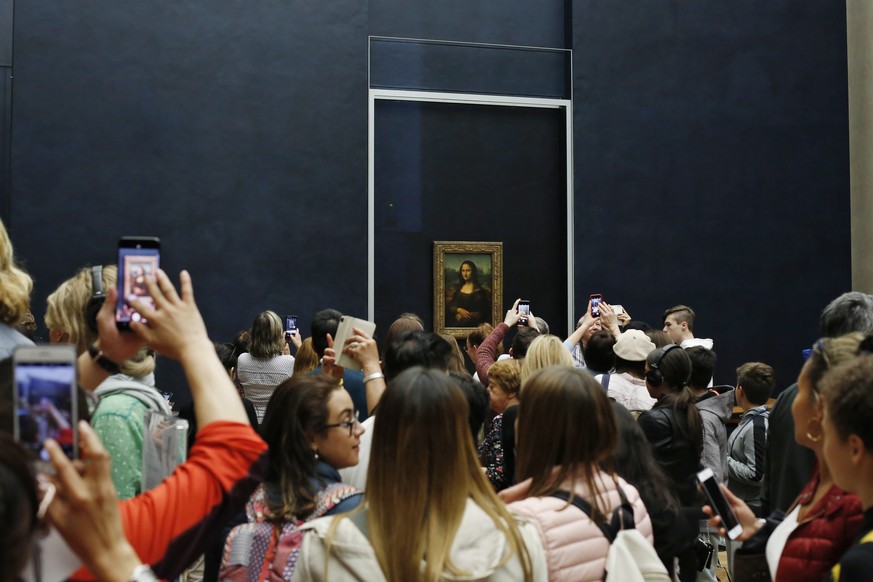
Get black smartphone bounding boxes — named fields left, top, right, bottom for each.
left=697, top=468, right=744, bottom=540
left=285, top=314, right=298, bottom=342
left=13, top=345, right=78, bottom=466
left=116, top=236, right=161, bottom=330
left=590, top=293, right=603, bottom=317
left=517, top=300, right=531, bottom=325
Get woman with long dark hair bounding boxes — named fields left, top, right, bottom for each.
left=221, top=374, right=364, bottom=579
left=637, top=345, right=702, bottom=506
left=500, top=366, right=655, bottom=581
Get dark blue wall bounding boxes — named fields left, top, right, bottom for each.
left=4, top=0, right=850, bottom=396
left=572, top=1, right=850, bottom=386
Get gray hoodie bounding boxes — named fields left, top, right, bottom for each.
left=694, top=388, right=735, bottom=484
left=93, top=373, right=171, bottom=416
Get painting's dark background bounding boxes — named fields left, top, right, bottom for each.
left=0, top=0, right=849, bottom=401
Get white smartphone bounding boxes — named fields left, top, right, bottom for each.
left=613, top=304, right=624, bottom=316
left=697, top=468, right=744, bottom=540
left=333, top=316, right=377, bottom=371
left=13, top=345, right=78, bottom=468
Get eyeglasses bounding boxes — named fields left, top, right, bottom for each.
left=325, top=417, right=361, bottom=437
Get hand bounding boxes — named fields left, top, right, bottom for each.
left=128, top=270, right=212, bottom=361
left=455, top=308, right=473, bottom=322
left=282, top=342, right=291, bottom=356
left=342, top=328, right=380, bottom=372
left=94, top=285, right=147, bottom=365
left=616, top=306, right=631, bottom=325
left=702, top=484, right=761, bottom=542
left=289, top=331, right=303, bottom=350
left=321, top=334, right=345, bottom=382
left=579, top=300, right=598, bottom=329
left=599, top=302, right=620, bottom=335
left=503, top=299, right=522, bottom=327
left=44, top=421, right=143, bottom=581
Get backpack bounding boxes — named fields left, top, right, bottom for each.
left=220, top=482, right=360, bottom=582
left=551, top=487, right=670, bottom=582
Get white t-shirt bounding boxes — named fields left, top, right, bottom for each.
left=766, top=504, right=801, bottom=580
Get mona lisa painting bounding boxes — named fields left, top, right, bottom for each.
left=434, top=241, right=503, bottom=337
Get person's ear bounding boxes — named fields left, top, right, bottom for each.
left=508, top=348, right=514, bottom=358
left=848, top=434, right=866, bottom=466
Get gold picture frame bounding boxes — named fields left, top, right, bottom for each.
left=434, top=241, right=503, bottom=338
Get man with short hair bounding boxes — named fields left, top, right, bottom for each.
left=727, top=362, right=775, bottom=515
left=662, top=305, right=714, bottom=350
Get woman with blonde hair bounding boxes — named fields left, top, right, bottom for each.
left=45, top=264, right=170, bottom=499
left=501, top=365, right=654, bottom=581
left=0, top=218, right=34, bottom=359
left=520, top=334, right=573, bottom=381
left=291, top=337, right=320, bottom=377
left=236, top=310, right=295, bottom=422
left=294, top=367, right=547, bottom=581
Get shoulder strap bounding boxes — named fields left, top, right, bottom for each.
left=551, top=486, right=636, bottom=544
left=550, top=490, right=615, bottom=542
left=600, top=373, right=611, bottom=392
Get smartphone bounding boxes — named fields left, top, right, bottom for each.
left=13, top=345, right=78, bottom=466
left=697, top=468, right=743, bottom=540
left=613, top=304, right=624, bottom=316
left=517, top=300, right=531, bottom=325
left=590, top=293, right=603, bottom=317
left=333, top=316, right=377, bottom=371
left=285, top=314, right=298, bottom=342
left=116, top=236, right=161, bottom=330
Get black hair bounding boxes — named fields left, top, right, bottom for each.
left=311, top=308, right=342, bottom=357
left=685, top=346, right=717, bottom=390
left=583, top=331, right=616, bottom=375
left=510, top=327, right=540, bottom=359
left=383, top=330, right=453, bottom=382
left=449, top=372, right=489, bottom=445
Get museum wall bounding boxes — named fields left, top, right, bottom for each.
left=3, top=0, right=850, bottom=397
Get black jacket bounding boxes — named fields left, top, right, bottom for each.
left=638, top=403, right=703, bottom=506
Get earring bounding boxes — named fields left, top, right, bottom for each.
left=313, top=450, right=319, bottom=460
left=806, top=418, right=823, bottom=443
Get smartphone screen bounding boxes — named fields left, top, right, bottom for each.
left=116, top=237, right=161, bottom=329
left=13, top=346, right=78, bottom=463
left=590, top=293, right=603, bottom=317
left=285, top=314, right=298, bottom=341
left=697, top=468, right=743, bottom=539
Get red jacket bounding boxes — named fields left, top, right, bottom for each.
left=774, top=469, right=863, bottom=581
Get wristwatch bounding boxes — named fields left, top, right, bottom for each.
left=88, top=342, right=121, bottom=375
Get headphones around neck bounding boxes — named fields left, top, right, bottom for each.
left=645, top=343, right=682, bottom=387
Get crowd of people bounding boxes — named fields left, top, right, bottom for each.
left=2, top=215, right=873, bottom=582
